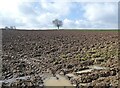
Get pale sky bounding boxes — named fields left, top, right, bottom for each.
left=0, top=0, right=118, bottom=29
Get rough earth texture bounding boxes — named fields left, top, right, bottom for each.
left=1, top=30, right=119, bottom=88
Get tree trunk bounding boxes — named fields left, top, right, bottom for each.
left=57, top=26, right=59, bottom=30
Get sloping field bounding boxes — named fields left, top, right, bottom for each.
left=1, top=30, right=119, bottom=87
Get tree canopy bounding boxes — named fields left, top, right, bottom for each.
left=52, top=19, right=63, bottom=29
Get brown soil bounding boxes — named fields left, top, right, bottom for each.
left=1, top=30, right=119, bottom=88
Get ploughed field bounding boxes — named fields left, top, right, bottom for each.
left=1, top=30, right=119, bottom=87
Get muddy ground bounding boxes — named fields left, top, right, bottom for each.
left=0, top=30, right=119, bottom=88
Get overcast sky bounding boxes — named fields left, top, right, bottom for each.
left=0, top=0, right=118, bottom=29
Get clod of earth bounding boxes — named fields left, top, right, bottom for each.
left=1, top=30, right=119, bottom=87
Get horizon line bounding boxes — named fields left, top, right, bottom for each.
left=0, top=28, right=119, bottom=30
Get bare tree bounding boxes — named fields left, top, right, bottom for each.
left=10, top=26, right=16, bottom=29
left=4, top=26, right=16, bottom=30
left=52, top=19, right=63, bottom=29
left=5, top=26, right=9, bottom=30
